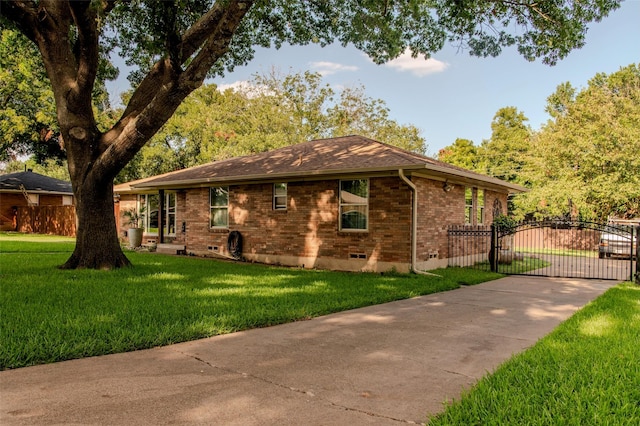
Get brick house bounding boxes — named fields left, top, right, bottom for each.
left=114, top=136, right=524, bottom=273
left=0, top=170, right=75, bottom=233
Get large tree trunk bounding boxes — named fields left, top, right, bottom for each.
left=3, top=0, right=253, bottom=269
left=60, top=169, right=130, bottom=270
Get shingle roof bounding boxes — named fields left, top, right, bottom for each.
left=0, top=171, right=73, bottom=194
left=125, top=135, right=525, bottom=193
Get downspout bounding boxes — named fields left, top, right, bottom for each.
left=399, top=169, right=440, bottom=276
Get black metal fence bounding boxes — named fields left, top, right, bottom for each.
left=447, top=225, right=492, bottom=271
left=448, top=220, right=638, bottom=282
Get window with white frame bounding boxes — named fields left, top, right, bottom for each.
left=139, top=194, right=159, bottom=235
left=340, top=179, right=369, bottom=231
left=476, top=189, right=485, bottom=224
left=465, top=187, right=473, bottom=224
left=165, top=192, right=177, bottom=235
left=273, top=183, right=287, bottom=210
left=139, top=193, right=176, bottom=235
left=210, top=187, right=229, bottom=228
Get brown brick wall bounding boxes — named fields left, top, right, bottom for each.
left=414, top=178, right=508, bottom=262
left=170, top=177, right=413, bottom=267
left=415, top=178, right=462, bottom=262
left=514, top=228, right=600, bottom=251
left=115, top=175, right=509, bottom=272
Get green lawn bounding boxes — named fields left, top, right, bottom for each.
left=0, top=233, right=503, bottom=369
left=428, top=282, right=640, bottom=424
left=515, top=247, right=599, bottom=258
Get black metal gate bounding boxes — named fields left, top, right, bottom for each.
left=448, top=220, right=638, bottom=282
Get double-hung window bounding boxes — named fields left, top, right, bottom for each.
left=273, top=183, right=287, bottom=210
left=340, top=179, right=369, bottom=231
left=210, top=187, right=229, bottom=228
left=165, top=192, right=177, bottom=235
left=476, top=189, right=485, bottom=224
left=138, top=193, right=177, bottom=235
left=464, top=187, right=486, bottom=225
left=139, top=193, right=159, bottom=235
left=465, top=188, right=473, bottom=224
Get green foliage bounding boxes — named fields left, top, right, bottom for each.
left=0, top=158, right=70, bottom=181
left=0, top=26, right=118, bottom=165
left=104, top=0, right=622, bottom=80
left=437, top=138, right=478, bottom=169
left=0, top=234, right=502, bottom=369
left=477, top=107, right=532, bottom=185
left=443, top=65, right=639, bottom=221
left=0, top=29, right=59, bottom=163
left=122, top=207, right=145, bottom=228
left=118, top=70, right=427, bottom=181
left=429, top=283, right=640, bottom=424
left=516, top=64, right=640, bottom=220
left=493, top=214, right=519, bottom=234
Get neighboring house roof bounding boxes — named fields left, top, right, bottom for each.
left=117, top=135, right=526, bottom=194
left=0, top=170, right=73, bottom=195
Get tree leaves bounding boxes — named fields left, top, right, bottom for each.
left=117, top=69, right=427, bottom=182
left=438, top=65, right=639, bottom=221
left=525, top=64, right=640, bottom=220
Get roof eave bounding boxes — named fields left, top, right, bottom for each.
left=411, top=164, right=528, bottom=194
left=126, top=162, right=525, bottom=194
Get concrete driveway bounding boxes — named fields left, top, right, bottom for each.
left=0, top=276, right=617, bottom=425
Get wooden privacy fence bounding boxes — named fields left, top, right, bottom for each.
left=16, top=205, right=77, bottom=237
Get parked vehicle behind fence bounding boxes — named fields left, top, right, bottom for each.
left=598, top=219, right=639, bottom=259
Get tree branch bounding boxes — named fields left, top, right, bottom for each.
left=177, top=0, right=232, bottom=63
left=181, top=1, right=253, bottom=85
left=68, top=1, right=100, bottom=103
left=0, top=1, right=38, bottom=41
left=98, top=0, right=254, bottom=179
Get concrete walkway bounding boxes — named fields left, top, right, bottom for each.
left=0, top=276, right=617, bottom=425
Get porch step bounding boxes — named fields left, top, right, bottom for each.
left=156, top=243, right=186, bottom=255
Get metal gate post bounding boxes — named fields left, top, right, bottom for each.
left=631, top=226, right=640, bottom=285
left=489, top=224, right=498, bottom=273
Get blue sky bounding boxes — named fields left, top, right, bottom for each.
left=107, top=1, right=640, bottom=157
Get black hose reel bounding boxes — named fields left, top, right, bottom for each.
left=227, top=230, right=243, bottom=260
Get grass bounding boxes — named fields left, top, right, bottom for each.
left=498, top=256, right=551, bottom=274
left=472, top=256, right=551, bottom=274
left=428, top=282, right=640, bottom=425
left=516, top=247, right=599, bottom=258
left=0, top=233, right=504, bottom=370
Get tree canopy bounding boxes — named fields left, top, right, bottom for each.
left=0, top=28, right=60, bottom=163
left=0, top=0, right=622, bottom=269
left=118, top=69, right=426, bottom=182
left=476, top=106, right=532, bottom=186
left=438, top=64, right=640, bottom=221
left=0, top=27, right=117, bottom=165
left=519, top=64, right=640, bottom=221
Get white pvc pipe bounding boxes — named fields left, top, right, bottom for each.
left=399, top=169, right=440, bottom=277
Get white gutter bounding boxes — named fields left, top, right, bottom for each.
left=398, top=169, right=439, bottom=277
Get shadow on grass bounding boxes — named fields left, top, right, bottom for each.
left=1, top=250, right=501, bottom=369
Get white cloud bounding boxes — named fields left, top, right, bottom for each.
left=309, top=61, right=359, bottom=76
left=384, top=50, right=449, bottom=77
left=217, top=80, right=274, bottom=98
left=217, top=80, right=253, bottom=93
